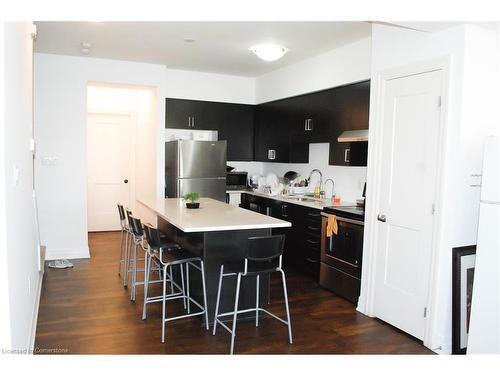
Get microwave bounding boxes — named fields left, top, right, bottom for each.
left=226, top=171, right=248, bottom=190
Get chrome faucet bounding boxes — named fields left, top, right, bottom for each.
left=324, top=178, right=335, bottom=199
left=307, top=169, right=323, bottom=193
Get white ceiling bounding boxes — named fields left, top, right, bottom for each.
left=34, top=21, right=372, bottom=77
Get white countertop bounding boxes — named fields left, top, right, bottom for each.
left=140, top=197, right=291, bottom=233
left=238, top=190, right=356, bottom=210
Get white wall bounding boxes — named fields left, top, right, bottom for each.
left=165, top=68, right=255, bottom=104
left=0, top=22, right=41, bottom=351
left=360, top=22, right=500, bottom=354
left=255, top=37, right=371, bottom=103
left=34, top=53, right=167, bottom=259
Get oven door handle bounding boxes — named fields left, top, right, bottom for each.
left=321, top=213, right=364, bottom=226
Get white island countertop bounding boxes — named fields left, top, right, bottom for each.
left=140, top=197, right=291, bottom=233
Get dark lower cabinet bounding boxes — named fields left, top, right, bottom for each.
left=240, top=193, right=320, bottom=280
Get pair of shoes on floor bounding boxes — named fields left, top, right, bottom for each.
left=47, top=259, right=74, bottom=269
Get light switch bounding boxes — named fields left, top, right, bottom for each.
left=41, top=156, right=59, bottom=166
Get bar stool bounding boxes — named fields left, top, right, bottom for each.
left=212, top=234, right=293, bottom=354
left=142, top=224, right=210, bottom=343
left=117, top=203, right=130, bottom=276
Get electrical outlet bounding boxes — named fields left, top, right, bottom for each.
left=41, top=156, right=59, bottom=166
left=13, top=165, right=19, bottom=186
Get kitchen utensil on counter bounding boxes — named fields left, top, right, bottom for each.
left=284, top=171, right=299, bottom=183
left=265, top=173, right=278, bottom=186
left=257, top=176, right=267, bottom=188
left=250, top=175, right=259, bottom=189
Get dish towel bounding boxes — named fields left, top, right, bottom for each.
left=326, top=215, right=338, bottom=237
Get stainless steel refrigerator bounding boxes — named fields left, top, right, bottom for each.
left=165, top=140, right=227, bottom=202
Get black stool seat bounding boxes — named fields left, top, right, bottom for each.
left=151, top=248, right=195, bottom=265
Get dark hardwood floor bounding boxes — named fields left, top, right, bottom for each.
left=35, top=231, right=432, bottom=354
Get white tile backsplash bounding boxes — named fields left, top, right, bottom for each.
left=229, top=143, right=367, bottom=203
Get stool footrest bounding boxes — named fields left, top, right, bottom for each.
left=216, top=307, right=289, bottom=326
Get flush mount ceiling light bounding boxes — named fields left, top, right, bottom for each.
left=249, top=44, right=288, bottom=62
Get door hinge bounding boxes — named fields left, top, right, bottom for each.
left=424, top=307, right=427, bottom=318
left=437, top=96, right=442, bottom=109
left=30, top=24, right=37, bottom=40
left=431, top=204, right=436, bottom=215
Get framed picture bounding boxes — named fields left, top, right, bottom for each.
left=452, top=245, right=476, bottom=354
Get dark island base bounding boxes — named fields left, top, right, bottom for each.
left=157, top=216, right=271, bottom=325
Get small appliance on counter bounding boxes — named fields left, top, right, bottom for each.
left=226, top=170, right=248, bottom=191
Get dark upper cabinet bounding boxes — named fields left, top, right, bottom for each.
left=165, top=98, right=254, bottom=161
left=254, top=101, right=291, bottom=163
left=166, top=80, right=370, bottom=165
left=328, top=80, right=370, bottom=166
left=287, top=89, right=333, bottom=143
left=217, top=103, right=254, bottom=161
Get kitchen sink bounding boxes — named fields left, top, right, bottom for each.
left=286, top=196, right=320, bottom=202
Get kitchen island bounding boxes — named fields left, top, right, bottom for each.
left=140, top=197, right=291, bottom=324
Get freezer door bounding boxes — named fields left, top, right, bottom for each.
left=178, top=140, right=227, bottom=178
left=178, top=177, right=227, bottom=202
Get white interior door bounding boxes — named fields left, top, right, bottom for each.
left=87, top=113, right=132, bottom=232
left=373, top=69, right=442, bottom=340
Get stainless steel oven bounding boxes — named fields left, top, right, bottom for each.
left=320, top=211, right=364, bottom=303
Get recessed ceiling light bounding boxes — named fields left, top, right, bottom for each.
left=249, top=44, right=288, bottom=62
left=183, top=38, right=196, bottom=43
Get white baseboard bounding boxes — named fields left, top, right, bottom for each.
left=29, top=271, right=43, bottom=353
left=45, top=246, right=90, bottom=260
left=429, top=333, right=452, bottom=354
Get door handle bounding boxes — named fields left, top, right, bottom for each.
left=377, top=214, right=386, bottom=222
left=124, top=179, right=129, bottom=184
left=344, top=148, right=350, bottom=163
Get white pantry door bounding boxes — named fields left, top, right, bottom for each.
left=87, top=113, right=132, bottom=232
left=373, top=69, right=442, bottom=340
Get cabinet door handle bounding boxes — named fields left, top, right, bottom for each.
left=306, top=239, right=320, bottom=245
left=307, top=212, right=320, bottom=217
left=188, top=116, right=191, bottom=127
left=268, top=149, right=276, bottom=160
left=344, top=148, right=350, bottom=163
left=377, top=214, right=386, bottom=222
left=306, top=226, right=320, bottom=231
left=191, top=116, right=195, bottom=128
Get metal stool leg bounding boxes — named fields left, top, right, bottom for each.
left=118, top=228, right=124, bottom=275
left=131, top=242, right=138, bottom=301
left=230, top=273, right=242, bottom=355
left=280, top=269, right=293, bottom=344
left=142, top=251, right=151, bottom=320
left=212, top=265, right=224, bottom=335
left=161, top=265, right=168, bottom=343
left=200, top=260, right=209, bottom=330
left=186, top=262, right=191, bottom=314
left=124, top=231, right=130, bottom=287
left=255, top=274, right=260, bottom=327
left=180, top=263, right=187, bottom=309
left=169, top=266, right=174, bottom=294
